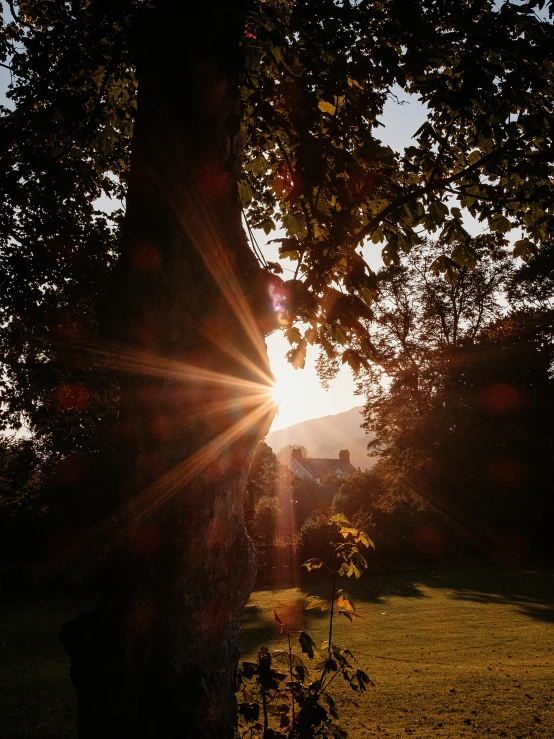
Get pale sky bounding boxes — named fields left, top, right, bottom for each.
left=0, top=58, right=428, bottom=432
left=0, top=54, right=491, bottom=433
left=266, top=89, right=429, bottom=430
left=265, top=88, right=522, bottom=431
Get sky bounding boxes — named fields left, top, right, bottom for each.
left=265, top=88, right=521, bottom=432
left=266, top=89, right=430, bottom=431
left=0, top=42, right=430, bottom=432
left=0, top=34, right=491, bottom=433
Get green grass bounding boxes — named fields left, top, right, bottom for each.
left=1, top=568, right=553, bottom=738
left=241, top=568, right=554, bottom=738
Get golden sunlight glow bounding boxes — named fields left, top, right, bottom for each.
left=268, top=378, right=284, bottom=409
left=65, top=135, right=300, bottom=558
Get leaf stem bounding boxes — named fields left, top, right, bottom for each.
left=317, top=568, right=337, bottom=694
left=287, top=631, right=296, bottom=727
left=328, top=568, right=337, bottom=655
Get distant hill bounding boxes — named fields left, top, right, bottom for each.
left=265, top=406, right=376, bottom=471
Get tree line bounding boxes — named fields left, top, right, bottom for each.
left=2, top=0, right=554, bottom=735
left=245, top=234, right=554, bottom=571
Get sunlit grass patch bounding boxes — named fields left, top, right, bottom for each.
left=240, top=568, right=554, bottom=738
left=1, top=568, right=553, bottom=738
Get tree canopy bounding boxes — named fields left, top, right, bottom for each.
left=2, top=1, right=554, bottom=736
left=1, top=0, right=554, bottom=446
left=358, top=236, right=554, bottom=559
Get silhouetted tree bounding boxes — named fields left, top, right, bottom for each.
left=360, top=240, right=554, bottom=561
left=2, top=1, right=554, bottom=735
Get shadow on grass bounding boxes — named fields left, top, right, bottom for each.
left=242, top=566, right=554, bottom=631
left=360, top=566, right=554, bottom=624
left=422, top=567, right=554, bottom=623
left=240, top=603, right=277, bottom=650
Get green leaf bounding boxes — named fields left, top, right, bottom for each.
left=332, top=325, right=349, bottom=345
left=451, top=241, right=478, bottom=270
left=356, top=669, right=372, bottom=687
left=279, top=250, right=299, bottom=261
left=285, top=326, right=302, bottom=345
left=356, top=531, right=375, bottom=549
left=245, top=156, right=268, bottom=176
left=323, top=693, right=338, bottom=718
left=352, top=551, right=368, bottom=573
left=347, top=77, right=363, bottom=90
left=299, top=631, right=317, bottom=659
left=288, top=338, right=307, bottom=369
left=266, top=261, right=283, bottom=275
left=272, top=651, right=305, bottom=668
left=513, top=239, right=538, bottom=262
left=305, top=327, right=318, bottom=344
left=329, top=514, right=353, bottom=527
left=429, top=200, right=450, bottom=221
left=488, top=213, right=513, bottom=233
left=336, top=589, right=355, bottom=612
left=238, top=180, right=254, bottom=206
left=281, top=213, right=305, bottom=238
left=371, top=228, right=385, bottom=244
left=294, top=664, right=309, bottom=683
left=341, top=348, right=362, bottom=373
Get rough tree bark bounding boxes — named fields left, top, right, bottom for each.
left=61, top=2, right=273, bottom=737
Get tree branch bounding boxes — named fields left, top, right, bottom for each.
left=7, top=0, right=32, bottom=30
left=347, top=146, right=509, bottom=251
left=427, top=120, right=455, bottom=188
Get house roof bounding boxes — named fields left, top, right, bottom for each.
left=291, top=458, right=357, bottom=478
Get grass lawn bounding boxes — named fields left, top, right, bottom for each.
left=1, top=567, right=553, bottom=738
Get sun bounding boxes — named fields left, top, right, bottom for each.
left=268, top=376, right=294, bottom=412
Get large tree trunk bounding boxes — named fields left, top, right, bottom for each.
left=61, top=2, right=273, bottom=736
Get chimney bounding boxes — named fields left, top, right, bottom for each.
left=291, top=447, right=303, bottom=462
left=339, top=450, right=350, bottom=464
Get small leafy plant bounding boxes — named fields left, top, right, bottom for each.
left=236, top=514, right=374, bottom=738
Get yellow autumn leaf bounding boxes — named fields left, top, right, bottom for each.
left=318, top=99, right=336, bottom=115
left=336, top=591, right=355, bottom=612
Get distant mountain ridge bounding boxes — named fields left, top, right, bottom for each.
left=265, top=406, right=375, bottom=471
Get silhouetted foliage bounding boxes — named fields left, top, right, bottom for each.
left=237, top=515, right=373, bottom=738
left=358, top=240, right=554, bottom=562
left=292, top=474, right=339, bottom=528
left=245, top=441, right=281, bottom=524
left=253, top=495, right=280, bottom=544
left=2, top=0, right=554, bottom=734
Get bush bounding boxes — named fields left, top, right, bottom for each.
left=253, top=495, right=280, bottom=544
left=297, top=514, right=338, bottom=570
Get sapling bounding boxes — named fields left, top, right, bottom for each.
left=236, top=514, right=374, bottom=738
